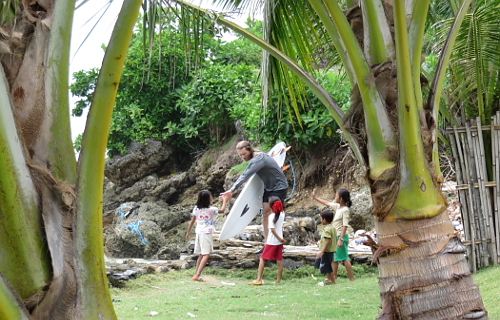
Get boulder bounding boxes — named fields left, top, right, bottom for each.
left=349, top=188, right=374, bottom=231
left=104, top=219, right=166, bottom=258
left=103, top=172, right=195, bottom=213
left=105, top=139, right=177, bottom=188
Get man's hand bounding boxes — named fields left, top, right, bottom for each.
left=220, top=190, right=233, bottom=199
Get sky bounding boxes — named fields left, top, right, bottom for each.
left=69, top=0, right=124, bottom=142
left=69, top=0, right=254, bottom=143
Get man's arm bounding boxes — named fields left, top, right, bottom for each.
left=222, top=155, right=265, bottom=196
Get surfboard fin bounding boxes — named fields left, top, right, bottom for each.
left=271, top=146, right=291, bottom=157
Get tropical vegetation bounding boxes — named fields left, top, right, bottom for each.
left=0, top=0, right=497, bottom=319
left=70, top=17, right=350, bottom=155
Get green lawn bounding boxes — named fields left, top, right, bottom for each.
left=110, top=264, right=500, bottom=319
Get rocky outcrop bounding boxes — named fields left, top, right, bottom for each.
left=102, top=138, right=376, bottom=263
left=102, top=173, right=195, bottom=214
left=105, top=139, right=179, bottom=188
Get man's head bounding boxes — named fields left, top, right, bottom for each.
left=236, top=141, right=254, bottom=161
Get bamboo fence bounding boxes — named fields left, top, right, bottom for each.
left=447, top=113, right=500, bottom=272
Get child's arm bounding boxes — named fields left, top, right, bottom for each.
left=312, top=189, right=333, bottom=207
left=337, top=226, right=347, bottom=247
left=316, top=237, right=331, bottom=259
left=218, top=193, right=230, bottom=213
left=185, top=216, right=196, bottom=240
left=271, top=228, right=286, bottom=244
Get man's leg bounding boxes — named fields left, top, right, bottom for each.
left=254, top=202, right=271, bottom=254
left=262, top=201, right=272, bottom=242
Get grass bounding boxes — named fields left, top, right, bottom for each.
left=110, top=264, right=500, bottom=319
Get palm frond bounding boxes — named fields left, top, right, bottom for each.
left=432, top=0, right=500, bottom=125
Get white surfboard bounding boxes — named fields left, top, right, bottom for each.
left=219, top=142, right=288, bottom=240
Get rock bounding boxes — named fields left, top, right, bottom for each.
left=103, top=173, right=195, bottom=211
left=349, top=188, right=374, bottom=231
left=105, top=139, right=177, bottom=188
left=104, top=219, right=166, bottom=258
left=155, top=266, right=169, bottom=273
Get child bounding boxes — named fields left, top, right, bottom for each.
left=248, top=196, right=286, bottom=285
left=315, top=209, right=337, bottom=284
left=186, top=190, right=229, bottom=282
left=312, top=188, right=355, bottom=281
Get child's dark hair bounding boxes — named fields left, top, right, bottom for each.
left=320, top=209, right=334, bottom=223
left=196, top=190, right=212, bottom=208
left=269, top=196, right=284, bottom=224
left=337, top=188, right=352, bottom=207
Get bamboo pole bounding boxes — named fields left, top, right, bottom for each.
left=479, top=116, right=498, bottom=265
left=465, top=122, right=481, bottom=270
left=475, top=117, right=494, bottom=266
left=494, top=112, right=500, bottom=261
left=449, top=129, right=474, bottom=269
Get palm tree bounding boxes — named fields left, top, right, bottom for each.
left=0, top=0, right=142, bottom=318
left=0, top=0, right=489, bottom=319
left=164, top=0, right=487, bottom=318
left=433, top=0, right=500, bottom=127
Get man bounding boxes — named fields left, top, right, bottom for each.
left=221, top=141, right=288, bottom=253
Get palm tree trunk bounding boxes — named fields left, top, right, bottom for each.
left=375, top=211, right=487, bottom=319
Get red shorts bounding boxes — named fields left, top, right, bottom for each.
left=260, top=244, right=283, bottom=261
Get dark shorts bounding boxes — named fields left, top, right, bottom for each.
left=261, top=244, right=284, bottom=261
left=263, top=188, right=288, bottom=203
left=314, top=252, right=334, bottom=275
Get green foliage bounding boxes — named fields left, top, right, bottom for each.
left=203, top=263, right=377, bottom=281
left=247, top=70, right=351, bottom=149
left=70, top=17, right=265, bottom=156
left=73, top=134, right=83, bottom=153
left=227, top=161, right=249, bottom=176
left=172, top=63, right=259, bottom=145
left=211, top=18, right=263, bottom=66
left=70, top=68, right=100, bottom=117
left=70, top=15, right=350, bottom=156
